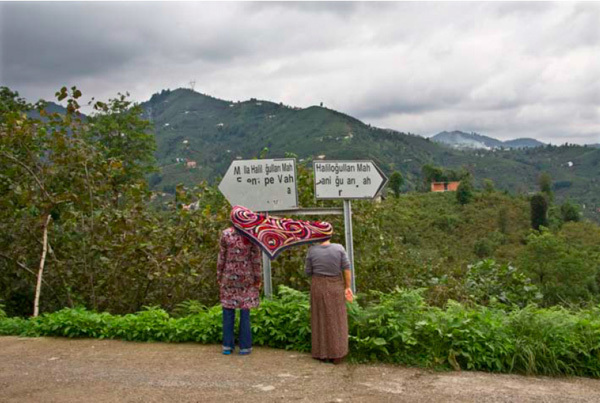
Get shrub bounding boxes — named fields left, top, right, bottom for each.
left=252, top=286, right=311, bottom=351
left=473, top=239, right=494, bottom=258
left=483, top=179, right=495, bottom=193
left=520, top=230, right=597, bottom=306
left=560, top=201, right=581, bottom=223
left=456, top=176, right=474, bottom=205
left=466, top=259, right=542, bottom=308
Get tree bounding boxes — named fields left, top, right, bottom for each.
left=0, top=86, right=100, bottom=315
left=86, top=93, right=156, bottom=206
left=421, top=164, right=444, bottom=190
left=456, top=175, right=474, bottom=205
left=483, top=179, right=495, bottom=193
left=560, top=201, right=580, bottom=223
left=0, top=86, right=161, bottom=316
left=530, top=193, right=548, bottom=230
left=538, top=172, right=553, bottom=202
left=389, top=171, right=404, bottom=198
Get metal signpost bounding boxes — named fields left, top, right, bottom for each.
left=218, top=158, right=298, bottom=212
left=218, top=158, right=387, bottom=298
left=313, top=160, right=388, bottom=293
left=218, top=158, right=298, bottom=297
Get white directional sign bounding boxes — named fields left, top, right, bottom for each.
left=313, top=160, right=388, bottom=199
left=218, top=158, right=298, bottom=211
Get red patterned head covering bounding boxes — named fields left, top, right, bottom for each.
left=230, top=205, right=333, bottom=259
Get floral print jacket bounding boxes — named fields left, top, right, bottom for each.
left=217, top=227, right=262, bottom=309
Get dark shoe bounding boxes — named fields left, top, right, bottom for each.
left=332, top=357, right=344, bottom=365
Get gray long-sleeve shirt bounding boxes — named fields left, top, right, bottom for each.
left=305, top=243, right=351, bottom=277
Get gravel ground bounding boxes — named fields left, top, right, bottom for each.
left=1, top=336, right=600, bottom=402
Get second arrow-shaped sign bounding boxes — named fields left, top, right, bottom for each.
left=313, top=160, right=388, bottom=200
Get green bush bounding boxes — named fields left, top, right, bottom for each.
left=3, top=286, right=600, bottom=377
left=456, top=176, right=474, bottom=205
left=466, top=260, right=542, bottom=308
left=0, top=317, right=37, bottom=337
left=473, top=239, right=495, bottom=258
left=520, top=230, right=598, bottom=306
left=252, top=286, right=312, bottom=351
left=560, top=201, right=581, bottom=223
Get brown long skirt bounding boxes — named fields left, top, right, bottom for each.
left=310, top=275, right=348, bottom=359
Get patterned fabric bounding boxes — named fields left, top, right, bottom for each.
left=310, top=275, right=349, bottom=359
left=217, top=227, right=262, bottom=309
left=230, top=205, right=333, bottom=259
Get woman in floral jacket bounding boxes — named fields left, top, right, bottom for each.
left=217, top=227, right=262, bottom=355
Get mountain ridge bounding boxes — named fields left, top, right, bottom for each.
left=136, top=88, right=599, bottom=221
left=432, top=130, right=544, bottom=150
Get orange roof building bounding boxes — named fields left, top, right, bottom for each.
left=431, top=181, right=460, bottom=192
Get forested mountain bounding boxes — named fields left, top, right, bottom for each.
left=503, top=138, right=546, bottom=149
left=141, top=88, right=600, bottom=221
left=142, top=88, right=444, bottom=191
left=431, top=130, right=544, bottom=150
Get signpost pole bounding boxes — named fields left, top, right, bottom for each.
left=343, top=199, right=356, bottom=294
left=262, top=252, right=273, bottom=299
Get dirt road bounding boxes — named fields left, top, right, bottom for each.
left=1, top=336, right=600, bottom=402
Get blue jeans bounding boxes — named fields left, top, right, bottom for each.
left=222, top=308, right=252, bottom=353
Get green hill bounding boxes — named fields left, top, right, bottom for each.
left=143, top=88, right=444, bottom=189
left=142, top=88, right=600, bottom=221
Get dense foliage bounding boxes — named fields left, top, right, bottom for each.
left=0, top=87, right=225, bottom=316
left=3, top=286, right=600, bottom=377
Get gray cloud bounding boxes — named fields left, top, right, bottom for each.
left=1, top=2, right=598, bottom=145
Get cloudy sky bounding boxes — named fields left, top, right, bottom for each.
left=1, top=2, right=599, bottom=144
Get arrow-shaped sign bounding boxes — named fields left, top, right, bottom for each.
left=313, top=160, right=388, bottom=200
left=218, top=158, right=298, bottom=212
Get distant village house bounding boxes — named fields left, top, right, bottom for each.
left=431, top=181, right=460, bottom=192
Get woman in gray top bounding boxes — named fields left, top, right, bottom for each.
left=305, top=239, right=354, bottom=364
